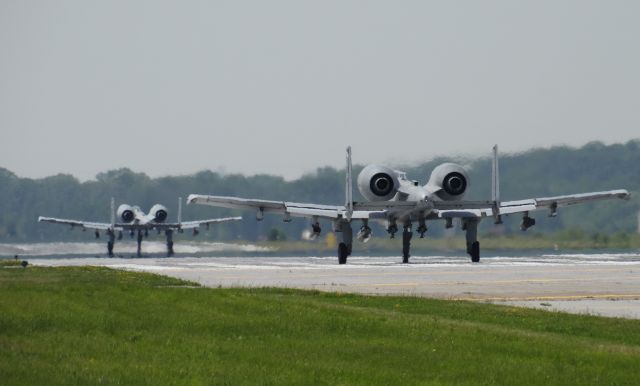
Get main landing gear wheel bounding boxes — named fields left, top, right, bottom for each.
left=338, top=243, right=349, bottom=264
left=468, top=241, right=480, bottom=263
left=166, top=229, right=174, bottom=257
left=136, top=231, right=143, bottom=257
left=402, top=227, right=412, bottom=264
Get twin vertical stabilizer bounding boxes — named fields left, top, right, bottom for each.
left=492, top=145, right=500, bottom=203
left=345, top=146, right=353, bottom=220
left=110, top=197, right=115, bottom=228
left=491, top=145, right=502, bottom=223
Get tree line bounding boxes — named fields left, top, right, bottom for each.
left=0, top=140, right=638, bottom=243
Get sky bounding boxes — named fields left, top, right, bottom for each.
left=1, top=1, right=639, bottom=180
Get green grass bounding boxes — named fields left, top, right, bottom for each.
left=1, top=262, right=639, bottom=385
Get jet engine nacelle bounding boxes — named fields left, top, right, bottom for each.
left=426, top=163, right=469, bottom=201
left=357, top=165, right=400, bottom=201
left=149, top=204, right=168, bottom=223
left=117, top=204, right=135, bottom=223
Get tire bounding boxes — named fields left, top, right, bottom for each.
left=470, top=241, right=480, bottom=263
left=402, top=228, right=411, bottom=263
left=338, top=243, right=348, bottom=264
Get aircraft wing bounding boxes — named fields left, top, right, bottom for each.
left=437, top=189, right=630, bottom=219
left=187, top=195, right=377, bottom=220
left=177, top=216, right=242, bottom=230
left=188, top=189, right=629, bottom=222
left=352, top=200, right=494, bottom=212
left=337, top=190, right=629, bottom=220
left=38, top=216, right=114, bottom=231
left=111, top=217, right=243, bottom=231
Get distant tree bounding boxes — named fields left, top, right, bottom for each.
left=0, top=140, right=638, bottom=242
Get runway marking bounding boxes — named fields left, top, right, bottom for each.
left=197, top=266, right=638, bottom=281
left=348, top=277, right=640, bottom=288
left=457, top=294, right=640, bottom=301
left=351, top=282, right=422, bottom=287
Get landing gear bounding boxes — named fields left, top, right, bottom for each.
left=165, top=229, right=174, bottom=257
left=402, top=224, right=412, bottom=263
left=107, top=229, right=115, bottom=257
left=335, top=220, right=352, bottom=264
left=338, top=243, right=348, bottom=264
left=136, top=230, right=143, bottom=257
left=463, top=218, right=480, bottom=263
left=468, top=241, right=480, bottom=263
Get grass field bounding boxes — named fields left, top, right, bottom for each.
left=1, top=260, right=639, bottom=385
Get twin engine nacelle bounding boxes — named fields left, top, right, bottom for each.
left=117, top=204, right=135, bottom=223
left=149, top=204, right=168, bottom=223
left=117, top=204, right=168, bottom=222
left=357, top=162, right=470, bottom=202
left=357, top=165, right=400, bottom=201
left=425, top=163, right=469, bottom=201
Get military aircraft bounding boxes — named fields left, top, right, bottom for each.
left=39, top=198, right=241, bottom=257
left=187, top=146, right=630, bottom=264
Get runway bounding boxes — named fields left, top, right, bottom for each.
left=30, top=252, right=640, bottom=319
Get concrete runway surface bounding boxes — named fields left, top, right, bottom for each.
left=30, top=253, right=640, bottom=319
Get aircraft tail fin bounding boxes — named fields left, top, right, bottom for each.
left=110, top=197, right=115, bottom=228
left=491, top=145, right=502, bottom=223
left=178, top=197, right=183, bottom=225
left=345, top=146, right=353, bottom=220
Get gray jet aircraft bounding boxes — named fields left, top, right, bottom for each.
left=188, top=146, right=630, bottom=264
left=39, top=198, right=241, bottom=257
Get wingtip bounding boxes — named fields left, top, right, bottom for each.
left=186, top=194, right=198, bottom=204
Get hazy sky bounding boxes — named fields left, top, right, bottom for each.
left=1, top=1, right=638, bottom=180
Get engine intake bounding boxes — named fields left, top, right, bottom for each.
left=442, top=172, right=467, bottom=196
left=370, top=173, right=395, bottom=197
left=149, top=204, right=169, bottom=223
left=117, top=205, right=135, bottom=223
left=426, top=163, right=469, bottom=201
left=357, top=165, right=400, bottom=201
